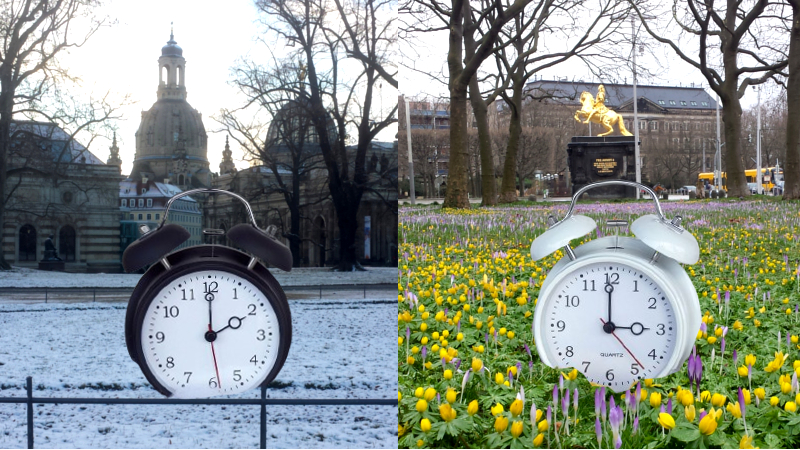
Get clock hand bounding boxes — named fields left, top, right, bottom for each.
left=614, top=322, right=650, bottom=336
left=604, top=283, right=614, bottom=325
left=205, top=291, right=214, bottom=331
left=209, top=324, right=222, bottom=389
left=215, top=315, right=248, bottom=334
left=600, top=318, right=646, bottom=370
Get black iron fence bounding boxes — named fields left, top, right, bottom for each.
left=0, top=283, right=396, bottom=303
left=0, top=376, right=396, bottom=449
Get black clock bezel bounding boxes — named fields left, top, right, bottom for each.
left=125, top=244, right=292, bottom=397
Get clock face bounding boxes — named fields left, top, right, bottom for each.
left=541, top=262, right=678, bottom=389
left=140, top=269, right=281, bottom=398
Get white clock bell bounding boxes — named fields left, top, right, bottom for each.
left=530, top=180, right=701, bottom=392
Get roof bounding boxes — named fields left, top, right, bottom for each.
left=119, top=179, right=197, bottom=202
left=523, top=80, right=718, bottom=110
left=10, top=121, right=105, bottom=165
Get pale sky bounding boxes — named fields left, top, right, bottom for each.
left=59, top=0, right=397, bottom=176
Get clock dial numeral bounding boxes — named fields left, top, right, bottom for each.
left=582, top=361, right=591, bottom=372
left=605, top=369, right=614, bottom=381
left=633, top=280, right=639, bottom=292
left=582, top=280, right=596, bottom=291
left=648, top=349, right=657, bottom=360
left=233, top=370, right=242, bottom=382
left=656, top=324, right=665, bottom=335
left=565, top=346, right=574, bottom=357
left=181, top=289, right=194, bottom=300
left=630, top=363, right=640, bottom=375
left=209, top=377, right=218, bottom=388
left=163, top=306, right=179, bottom=318
left=184, top=372, right=192, bottom=383
left=564, top=296, right=580, bottom=307
left=250, top=355, right=258, bottom=365
left=648, top=298, right=657, bottom=309
left=248, top=304, right=257, bottom=315
left=556, top=320, right=566, bottom=332
left=604, top=273, right=619, bottom=285
left=233, top=288, right=238, bottom=299
left=203, top=281, right=219, bottom=294
left=166, top=357, right=175, bottom=368
left=156, top=331, right=165, bottom=343
left=257, top=329, right=266, bottom=341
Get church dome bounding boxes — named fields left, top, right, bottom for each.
left=136, top=100, right=207, bottom=160
left=161, top=35, right=183, bottom=57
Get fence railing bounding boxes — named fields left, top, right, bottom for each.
left=0, top=376, right=396, bottom=449
left=0, top=283, right=396, bottom=303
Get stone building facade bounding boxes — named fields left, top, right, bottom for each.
left=1, top=121, right=123, bottom=272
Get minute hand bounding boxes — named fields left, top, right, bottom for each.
left=604, top=283, right=614, bottom=323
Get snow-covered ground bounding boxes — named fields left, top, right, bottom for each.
left=0, top=267, right=398, bottom=288
left=0, top=297, right=397, bottom=448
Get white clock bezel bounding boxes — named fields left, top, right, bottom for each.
left=533, top=236, right=700, bottom=390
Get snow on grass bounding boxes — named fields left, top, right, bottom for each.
left=0, top=267, right=398, bottom=288
left=0, top=297, right=397, bottom=448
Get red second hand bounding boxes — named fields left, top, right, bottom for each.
left=599, top=318, right=646, bottom=370
left=209, top=324, right=222, bottom=389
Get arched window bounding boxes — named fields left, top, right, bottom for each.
left=19, top=224, right=36, bottom=261
left=161, top=66, right=168, bottom=85
left=178, top=174, right=185, bottom=185
left=177, top=65, right=184, bottom=86
left=59, top=226, right=76, bottom=262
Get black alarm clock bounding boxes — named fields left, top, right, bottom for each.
left=122, top=188, right=293, bottom=398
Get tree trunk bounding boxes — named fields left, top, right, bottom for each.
left=468, top=74, right=496, bottom=206
left=785, top=2, right=800, bottom=199
left=0, top=72, right=13, bottom=270
left=442, top=0, right=470, bottom=209
left=721, top=89, right=748, bottom=197
left=498, top=80, right=523, bottom=203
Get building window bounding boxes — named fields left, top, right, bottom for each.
left=658, top=100, right=665, bottom=105
left=669, top=100, right=676, bottom=105
left=156, top=214, right=160, bottom=220
left=704, top=123, right=710, bottom=131
left=701, top=102, right=709, bottom=107
left=639, top=120, right=646, bottom=130
left=671, top=122, right=678, bottom=131
left=147, top=199, right=153, bottom=208
left=129, top=214, right=134, bottom=220
left=691, top=101, right=697, bottom=106
left=680, top=101, right=687, bottom=106
left=138, top=214, right=143, bottom=220
left=121, top=199, right=127, bottom=207
left=147, top=214, right=152, bottom=220
left=650, top=121, right=658, bottom=131
left=59, top=226, right=76, bottom=262
left=18, top=224, right=36, bottom=261
left=141, top=188, right=147, bottom=194
left=138, top=199, right=144, bottom=207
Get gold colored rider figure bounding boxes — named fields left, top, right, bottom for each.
left=574, top=84, right=632, bottom=137
left=584, top=84, right=609, bottom=124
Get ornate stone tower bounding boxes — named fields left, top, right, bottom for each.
left=130, top=28, right=210, bottom=188
left=107, top=131, right=122, bottom=168
left=219, top=135, right=236, bottom=175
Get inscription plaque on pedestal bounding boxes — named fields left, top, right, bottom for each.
left=567, top=136, right=639, bottom=199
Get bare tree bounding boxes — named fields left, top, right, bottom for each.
left=0, top=0, right=112, bottom=270
left=632, top=0, right=788, bottom=197
left=250, top=0, right=396, bottom=271
left=785, top=0, right=800, bottom=198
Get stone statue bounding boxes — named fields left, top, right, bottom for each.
left=574, top=84, right=633, bottom=137
left=43, top=235, right=61, bottom=261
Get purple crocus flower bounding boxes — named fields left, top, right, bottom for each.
left=601, top=389, right=608, bottom=422
left=517, top=361, right=523, bottom=376
left=524, top=343, right=531, bottom=359
left=441, top=357, right=447, bottom=367
left=595, top=388, right=601, bottom=416
left=633, top=415, right=639, bottom=435
left=696, top=354, right=703, bottom=390
left=436, top=392, right=441, bottom=404
left=559, top=373, right=564, bottom=393
left=738, top=388, right=746, bottom=419
left=406, top=327, right=410, bottom=340
left=574, top=388, right=579, bottom=413
left=547, top=405, right=552, bottom=425
left=667, top=397, right=673, bottom=415
left=635, top=383, right=642, bottom=407
left=421, top=346, right=427, bottom=360
left=562, top=390, right=570, bottom=417
left=553, top=384, right=559, bottom=410
left=454, top=359, right=461, bottom=371
left=508, top=370, right=514, bottom=386
left=698, top=410, right=707, bottom=422
left=529, top=360, right=534, bottom=371
left=595, top=417, right=602, bottom=446
left=721, top=337, right=726, bottom=355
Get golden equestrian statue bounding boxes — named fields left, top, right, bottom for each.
left=574, top=84, right=632, bottom=137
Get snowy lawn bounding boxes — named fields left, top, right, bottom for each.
left=0, top=266, right=398, bottom=288
left=0, top=297, right=397, bottom=448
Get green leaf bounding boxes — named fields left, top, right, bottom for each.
left=765, top=433, right=781, bottom=448
left=671, top=425, right=702, bottom=443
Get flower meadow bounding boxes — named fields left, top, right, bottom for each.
left=398, top=199, right=800, bottom=449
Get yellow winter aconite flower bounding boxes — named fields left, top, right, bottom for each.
left=562, top=368, right=578, bottom=381
left=415, top=387, right=424, bottom=398
left=650, top=392, right=662, bottom=408
left=468, top=400, right=479, bottom=415
left=510, top=421, right=523, bottom=438
left=416, top=439, right=424, bottom=447
left=471, top=358, right=483, bottom=372
left=420, top=418, right=431, bottom=432
left=771, top=396, right=780, bottom=406
left=677, top=389, right=694, bottom=406
left=491, top=403, right=505, bottom=416
left=494, top=416, right=509, bottom=433
left=754, top=388, right=766, bottom=400
left=727, top=401, right=742, bottom=418
left=424, top=388, right=436, bottom=401
left=407, top=356, right=416, bottom=365
left=745, top=354, right=757, bottom=367
left=741, top=389, right=751, bottom=405
left=685, top=404, right=696, bottom=422
left=443, top=369, right=453, bottom=380
left=533, top=433, right=544, bottom=446
left=786, top=401, right=797, bottom=413
left=537, top=419, right=549, bottom=432
left=733, top=320, right=744, bottom=331
left=740, top=434, right=756, bottom=449
left=782, top=382, right=793, bottom=394
left=495, top=372, right=504, bottom=384
left=658, top=413, right=675, bottom=430
left=711, top=393, right=726, bottom=407
left=439, top=403, right=457, bottom=422
left=738, top=365, right=750, bottom=377
left=416, top=399, right=428, bottom=413
left=700, top=391, right=712, bottom=402
left=510, top=399, right=523, bottom=417
left=707, top=336, right=717, bottom=345
left=699, top=411, right=718, bottom=435
left=446, top=388, right=457, bottom=404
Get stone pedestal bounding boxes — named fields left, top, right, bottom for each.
left=38, top=260, right=65, bottom=271
left=567, top=136, right=639, bottom=199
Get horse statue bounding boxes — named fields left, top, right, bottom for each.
left=574, top=90, right=632, bottom=137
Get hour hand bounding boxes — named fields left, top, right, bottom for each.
left=604, top=283, right=614, bottom=324
left=614, top=322, right=649, bottom=336
left=215, top=315, right=247, bottom=334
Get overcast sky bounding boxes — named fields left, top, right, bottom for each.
left=60, top=0, right=397, bottom=176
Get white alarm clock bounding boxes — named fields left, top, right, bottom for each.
left=530, top=180, right=701, bottom=392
